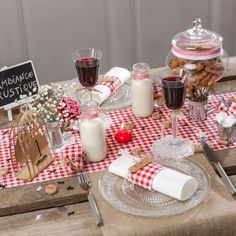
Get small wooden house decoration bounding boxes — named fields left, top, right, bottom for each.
left=9, top=107, right=54, bottom=181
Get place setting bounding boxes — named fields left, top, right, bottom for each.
left=70, top=48, right=132, bottom=112
left=99, top=150, right=210, bottom=217
left=97, top=69, right=210, bottom=217
left=1, top=19, right=236, bottom=233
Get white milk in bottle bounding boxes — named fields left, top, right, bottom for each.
left=80, top=101, right=106, bottom=162
left=131, top=63, right=154, bottom=117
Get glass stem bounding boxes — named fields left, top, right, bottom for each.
left=89, top=88, right=93, bottom=101
left=172, top=111, right=178, bottom=138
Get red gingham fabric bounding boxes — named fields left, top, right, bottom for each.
left=130, top=162, right=164, bottom=190
left=97, top=75, right=122, bottom=94
left=228, top=102, right=236, bottom=116
left=0, top=91, right=236, bottom=189
left=217, top=101, right=229, bottom=112
left=216, top=100, right=236, bottom=116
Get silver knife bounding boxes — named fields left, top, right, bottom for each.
left=200, top=138, right=236, bottom=196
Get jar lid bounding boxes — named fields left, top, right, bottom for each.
left=132, top=63, right=150, bottom=80
left=80, top=100, right=99, bottom=119
left=171, top=18, right=223, bottom=60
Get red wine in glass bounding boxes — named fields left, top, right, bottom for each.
left=75, top=57, right=99, bottom=87
left=152, top=75, right=192, bottom=159
left=162, top=76, right=186, bottom=110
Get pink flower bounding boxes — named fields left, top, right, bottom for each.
left=57, top=98, right=81, bottom=121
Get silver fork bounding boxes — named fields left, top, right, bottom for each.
left=78, top=168, right=103, bottom=227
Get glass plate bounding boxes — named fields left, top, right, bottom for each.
left=99, top=159, right=210, bottom=217
left=152, top=136, right=194, bottom=159
left=99, top=82, right=131, bottom=112
left=60, top=78, right=131, bottom=112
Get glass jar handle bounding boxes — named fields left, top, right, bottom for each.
left=192, top=18, right=202, bottom=34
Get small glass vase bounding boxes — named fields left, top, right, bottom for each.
left=188, top=99, right=207, bottom=121
left=46, top=122, right=64, bottom=149
left=216, top=122, right=236, bottom=144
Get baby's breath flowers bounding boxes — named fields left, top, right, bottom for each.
left=32, top=85, right=81, bottom=123
left=32, top=85, right=64, bottom=122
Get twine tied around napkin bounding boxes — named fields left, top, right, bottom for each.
left=97, top=75, right=122, bottom=95
left=75, top=87, right=103, bottom=94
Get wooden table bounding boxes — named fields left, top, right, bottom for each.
left=1, top=57, right=236, bottom=236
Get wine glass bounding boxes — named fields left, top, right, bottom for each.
left=152, top=75, right=193, bottom=159
left=72, top=48, right=103, bottom=101
left=71, top=48, right=111, bottom=129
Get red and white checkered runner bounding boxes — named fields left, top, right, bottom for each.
left=0, top=91, right=236, bottom=189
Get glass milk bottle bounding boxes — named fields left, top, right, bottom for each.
left=131, top=63, right=154, bottom=117
left=80, top=101, right=107, bottom=162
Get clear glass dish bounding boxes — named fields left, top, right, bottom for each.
left=152, top=135, right=194, bottom=159
left=65, top=78, right=131, bottom=112
left=99, top=158, right=210, bottom=217
left=99, top=82, right=131, bottom=111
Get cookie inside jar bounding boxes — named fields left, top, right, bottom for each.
left=169, top=56, right=224, bottom=101
left=166, top=18, right=228, bottom=102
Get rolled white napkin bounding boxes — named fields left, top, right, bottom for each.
left=215, top=112, right=236, bottom=127
left=92, top=67, right=131, bottom=104
left=215, top=111, right=228, bottom=125
left=108, top=154, right=199, bottom=201
left=224, top=115, right=236, bottom=127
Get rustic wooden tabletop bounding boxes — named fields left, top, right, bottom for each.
left=0, top=57, right=236, bottom=236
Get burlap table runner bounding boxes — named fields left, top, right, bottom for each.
left=90, top=154, right=236, bottom=236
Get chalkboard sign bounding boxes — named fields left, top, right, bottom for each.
left=0, top=60, right=39, bottom=108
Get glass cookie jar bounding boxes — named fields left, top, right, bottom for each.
left=166, top=18, right=228, bottom=120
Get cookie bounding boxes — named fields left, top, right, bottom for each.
left=205, top=66, right=224, bottom=76
left=218, top=140, right=228, bottom=145
left=169, top=57, right=180, bottom=69
left=193, top=143, right=203, bottom=153
left=161, top=120, right=171, bottom=129
left=194, top=63, right=205, bottom=72
left=193, top=142, right=212, bottom=153
left=193, top=71, right=208, bottom=82
left=122, top=122, right=135, bottom=130
left=0, top=168, right=8, bottom=177
left=131, top=147, right=143, bottom=156
left=152, top=112, right=161, bottom=120
left=170, top=57, right=224, bottom=74
left=45, top=184, right=58, bottom=195
left=228, top=97, right=235, bottom=104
